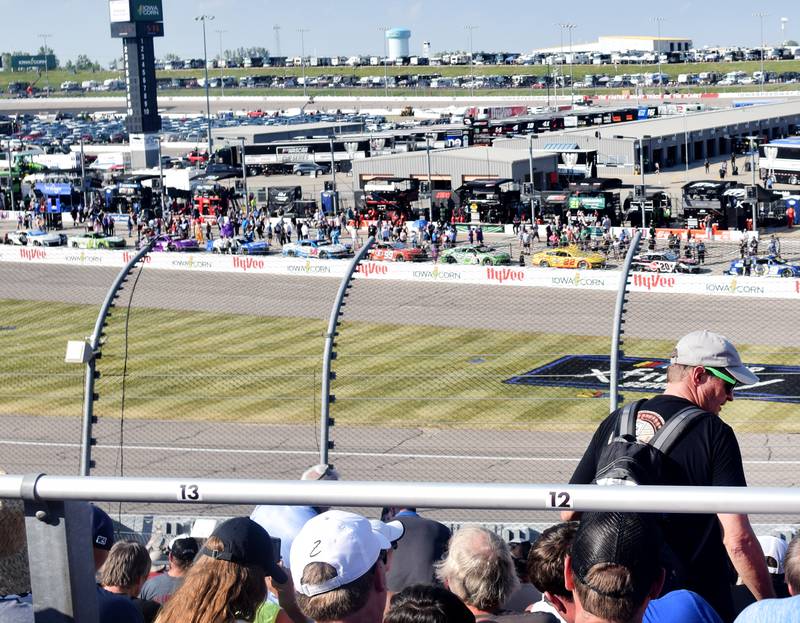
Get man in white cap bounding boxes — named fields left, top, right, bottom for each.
left=290, top=510, right=400, bottom=623
left=251, top=463, right=340, bottom=568
left=563, top=330, right=774, bottom=622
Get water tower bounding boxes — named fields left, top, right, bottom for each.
left=386, top=28, right=411, bottom=60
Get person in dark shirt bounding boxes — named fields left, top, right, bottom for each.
left=562, top=331, right=774, bottom=622
left=99, top=541, right=159, bottom=623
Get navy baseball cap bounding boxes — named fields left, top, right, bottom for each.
left=201, top=517, right=287, bottom=583
left=91, top=505, right=115, bottom=551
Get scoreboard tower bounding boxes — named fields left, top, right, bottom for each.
left=109, top=0, right=164, bottom=169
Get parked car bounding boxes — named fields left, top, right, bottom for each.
left=22, top=230, right=67, bottom=247
left=3, top=230, right=30, bottom=245
left=367, top=241, right=427, bottom=262
left=531, top=246, right=606, bottom=269
left=631, top=251, right=699, bottom=274
left=292, top=162, right=329, bottom=176
left=282, top=239, right=351, bottom=258
left=439, top=244, right=511, bottom=266
left=67, top=232, right=126, bottom=249
left=210, top=236, right=270, bottom=255
left=724, top=255, right=800, bottom=278
left=150, top=234, right=200, bottom=252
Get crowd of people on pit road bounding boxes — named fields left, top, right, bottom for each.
left=2, top=331, right=799, bottom=623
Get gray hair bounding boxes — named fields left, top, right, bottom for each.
left=435, top=526, right=519, bottom=612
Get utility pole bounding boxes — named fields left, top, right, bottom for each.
left=38, top=33, right=52, bottom=97
left=639, top=137, right=646, bottom=228
left=558, top=23, right=576, bottom=103
left=156, top=137, right=166, bottom=214
left=239, top=137, right=249, bottom=215
left=6, top=145, right=15, bottom=211
left=216, top=29, right=227, bottom=98
left=378, top=27, right=389, bottom=98
left=466, top=25, right=478, bottom=98
left=329, top=137, right=338, bottom=215
left=528, top=133, right=536, bottom=224
left=195, top=15, right=215, bottom=157
left=652, top=17, right=665, bottom=97
left=425, top=136, right=434, bottom=223
left=298, top=28, right=309, bottom=99
left=754, top=12, right=768, bottom=95
left=80, top=136, right=88, bottom=214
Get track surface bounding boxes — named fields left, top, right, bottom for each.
left=2, top=262, right=798, bottom=520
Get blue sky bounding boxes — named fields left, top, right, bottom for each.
left=0, top=0, right=797, bottom=65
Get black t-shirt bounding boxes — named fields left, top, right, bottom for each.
left=568, top=395, right=747, bottom=621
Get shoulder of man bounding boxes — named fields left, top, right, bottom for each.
left=733, top=594, right=800, bottom=623
left=488, top=612, right=560, bottom=623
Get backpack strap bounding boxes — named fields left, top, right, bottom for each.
left=616, top=399, right=648, bottom=437
left=649, top=406, right=706, bottom=453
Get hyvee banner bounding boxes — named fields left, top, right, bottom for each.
left=505, top=355, right=800, bottom=404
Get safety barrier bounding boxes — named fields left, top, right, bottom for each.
left=3, top=246, right=800, bottom=298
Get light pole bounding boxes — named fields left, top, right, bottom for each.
left=638, top=137, right=646, bottom=228
left=155, top=136, right=166, bottom=214
left=238, top=137, right=249, bottom=214
left=558, top=24, right=565, bottom=104
left=754, top=12, right=768, bottom=95
left=195, top=15, right=215, bottom=157
left=528, top=133, right=536, bottom=224
left=425, top=135, right=434, bottom=223
left=747, top=135, right=759, bottom=232
left=378, top=27, right=389, bottom=98
left=216, top=29, right=227, bottom=98
left=38, top=33, right=52, bottom=97
left=328, top=137, right=338, bottom=215
left=559, top=23, right=576, bottom=103
left=79, top=136, right=88, bottom=214
left=652, top=17, right=665, bottom=97
left=683, top=110, right=689, bottom=183
left=6, top=145, right=15, bottom=211
left=466, top=25, right=478, bottom=98
left=298, top=28, right=309, bottom=99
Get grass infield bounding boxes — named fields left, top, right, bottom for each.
left=1, top=298, right=795, bottom=433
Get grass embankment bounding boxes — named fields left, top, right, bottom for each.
left=0, top=298, right=795, bottom=433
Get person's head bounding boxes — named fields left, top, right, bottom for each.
left=99, top=541, right=152, bottom=596
left=157, top=517, right=287, bottom=623
left=565, top=512, right=665, bottom=623
left=385, top=585, right=476, bottom=623
left=369, top=518, right=404, bottom=575
left=168, top=536, right=199, bottom=574
left=508, top=541, right=532, bottom=584
left=434, top=526, right=519, bottom=614
left=290, top=510, right=390, bottom=623
left=527, top=522, right=579, bottom=622
left=0, top=488, right=31, bottom=596
left=785, top=534, right=800, bottom=596
left=91, top=504, right=115, bottom=571
left=301, top=464, right=340, bottom=513
left=666, top=330, right=758, bottom=414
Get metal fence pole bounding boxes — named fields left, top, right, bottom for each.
left=79, top=240, right=154, bottom=476
left=319, top=236, right=375, bottom=466
left=609, top=230, right=642, bottom=412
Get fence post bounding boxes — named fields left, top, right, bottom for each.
left=80, top=240, right=154, bottom=476
left=609, top=230, right=642, bottom=413
left=319, top=237, right=375, bottom=466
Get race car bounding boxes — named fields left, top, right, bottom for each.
left=439, top=244, right=511, bottom=266
left=67, top=232, right=126, bottom=249
left=630, top=251, right=700, bottom=274
left=282, top=239, right=352, bottom=259
left=3, top=230, right=30, bottom=245
left=150, top=234, right=200, bottom=252
left=367, top=241, right=427, bottom=262
left=531, top=246, right=607, bottom=269
left=26, top=230, right=67, bottom=247
left=724, top=255, right=800, bottom=278
left=210, top=236, right=270, bottom=255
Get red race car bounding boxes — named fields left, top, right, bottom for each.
left=367, top=241, right=427, bottom=262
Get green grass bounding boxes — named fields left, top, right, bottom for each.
left=1, top=297, right=797, bottom=433
left=3, top=59, right=800, bottom=99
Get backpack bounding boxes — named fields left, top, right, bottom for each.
left=593, top=399, right=705, bottom=486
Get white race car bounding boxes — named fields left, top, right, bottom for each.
left=26, top=230, right=68, bottom=247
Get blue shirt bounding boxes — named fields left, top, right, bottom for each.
left=644, top=590, right=723, bottom=623
left=734, top=594, right=800, bottom=623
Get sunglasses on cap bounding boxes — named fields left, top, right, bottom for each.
left=704, top=366, right=737, bottom=391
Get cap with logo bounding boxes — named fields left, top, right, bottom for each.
left=757, top=535, right=788, bottom=574
left=200, top=517, right=288, bottom=583
left=670, top=330, right=759, bottom=386
left=91, top=505, right=115, bottom=551
left=570, top=512, right=663, bottom=601
left=290, top=510, right=391, bottom=597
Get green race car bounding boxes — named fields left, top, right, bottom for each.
left=67, top=232, right=126, bottom=249
left=439, top=244, right=511, bottom=266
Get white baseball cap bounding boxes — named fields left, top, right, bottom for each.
left=758, top=535, right=788, bottom=574
left=670, top=330, right=759, bottom=386
left=369, top=519, right=405, bottom=546
left=290, top=510, right=391, bottom=597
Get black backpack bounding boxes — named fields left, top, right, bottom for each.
left=593, top=399, right=705, bottom=486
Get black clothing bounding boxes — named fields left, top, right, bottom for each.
left=480, top=612, right=559, bottom=623
left=385, top=514, right=451, bottom=593
left=569, top=395, right=747, bottom=622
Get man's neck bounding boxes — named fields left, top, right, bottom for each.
left=467, top=605, right=498, bottom=620
left=102, top=585, right=135, bottom=598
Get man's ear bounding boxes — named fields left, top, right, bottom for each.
left=544, top=591, right=568, bottom=616
left=564, top=555, right=575, bottom=592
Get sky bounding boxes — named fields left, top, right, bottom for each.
left=0, top=0, right=797, bottom=66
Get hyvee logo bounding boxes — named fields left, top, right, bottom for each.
left=122, top=252, right=152, bottom=264
left=232, top=256, right=265, bottom=272
left=631, top=273, right=675, bottom=290
left=356, top=262, right=388, bottom=277
left=19, top=248, right=46, bottom=260
left=486, top=267, right=525, bottom=284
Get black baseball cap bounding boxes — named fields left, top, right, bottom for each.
left=570, top=512, right=662, bottom=600
left=91, top=505, right=115, bottom=551
left=170, top=536, right=199, bottom=563
left=200, top=517, right=287, bottom=583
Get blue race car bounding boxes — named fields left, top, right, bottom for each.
left=282, top=239, right=352, bottom=259
left=724, top=255, right=800, bottom=278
